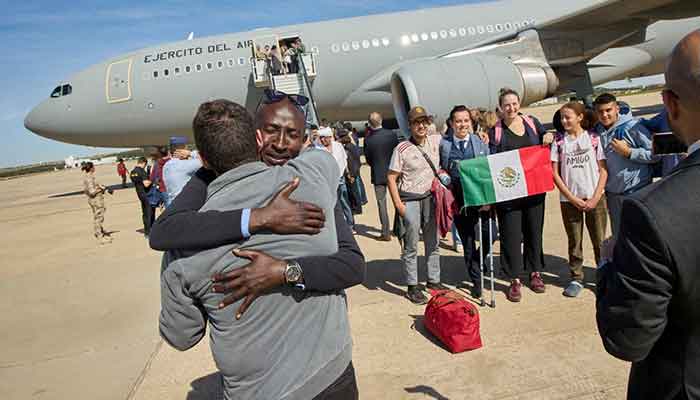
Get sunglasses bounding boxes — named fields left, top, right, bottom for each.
left=263, top=89, right=309, bottom=107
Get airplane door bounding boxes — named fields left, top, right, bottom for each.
left=106, top=59, right=132, bottom=103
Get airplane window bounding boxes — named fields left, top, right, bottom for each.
left=458, top=28, right=467, bottom=36
left=495, top=24, right=503, bottom=32
left=486, top=25, right=494, bottom=33
left=401, top=35, right=411, bottom=46
left=62, top=84, right=72, bottom=96
left=331, top=44, right=340, bottom=53
left=505, top=22, right=513, bottom=30
left=351, top=41, right=360, bottom=50
left=206, top=62, right=213, bottom=70
left=227, top=59, right=234, bottom=67
left=185, top=65, right=192, bottom=73
left=196, top=64, right=202, bottom=72
left=174, top=67, right=181, bottom=75
left=421, top=33, right=429, bottom=41
left=411, top=34, right=419, bottom=43
left=217, top=60, right=224, bottom=69
left=468, top=26, right=476, bottom=35
left=522, top=20, right=530, bottom=27
left=440, top=30, right=448, bottom=38
left=449, top=29, right=457, bottom=38
left=50, top=86, right=61, bottom=98
left=477, top=26, right=485, bottom=34
left=362, top=40, right=370, bottom=49
left=372, top=39, right=380, bottom=47
left=382, top=37, right=390, bottom=46
left=430, top=32, right=438, bottom=40
left=238, top=57, right=246, bottom=65
left=153, top=70, right=159, bottom=79
left=164, top=69, right=170, bottom=77
left=342, top=42, right=350, bottom=52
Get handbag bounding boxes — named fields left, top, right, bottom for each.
left=424, top=290, right=483, bottom=353
left=413, top=143, right=455, bottom=238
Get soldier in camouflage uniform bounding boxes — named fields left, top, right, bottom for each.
left=82, top=162, right=112, bottom=244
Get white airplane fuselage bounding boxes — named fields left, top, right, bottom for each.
left=24, top=0, right=700, bottom=147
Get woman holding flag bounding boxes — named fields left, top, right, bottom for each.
left=551, top=102, right=608, bottom=298
left=439, top=105, right=491, bottom=299
left=488, top=88, right=554, bottom=303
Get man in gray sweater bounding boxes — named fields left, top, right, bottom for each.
left=159, top=99, right=353, bottom=399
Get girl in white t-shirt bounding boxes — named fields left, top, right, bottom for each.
left=551, top=102, right=609, bottom=298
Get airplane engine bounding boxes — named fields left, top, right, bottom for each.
left=390, top=55, right=558, bottom=132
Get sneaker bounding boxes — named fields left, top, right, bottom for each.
left=405, top=285, right=428, bottom=305
left=454, top=243, right=463, bottom=253
left=426, top=282, right=448, bottom=291
left=507, top=279, right=522, bottom=302
left=563, top=281, right=584, bottom=298
left=529, top=272, right=546, bottom=294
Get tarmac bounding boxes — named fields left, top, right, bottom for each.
left=0, top=92, right=666, bottom=399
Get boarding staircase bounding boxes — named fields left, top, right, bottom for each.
left=251, top=53, right=321, bottom=128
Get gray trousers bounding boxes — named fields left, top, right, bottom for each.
left=401, top=198, right=440, bottom=286
left=606, top=191, right=625, bottom=238
left=374, top=185, right=390, bottom=236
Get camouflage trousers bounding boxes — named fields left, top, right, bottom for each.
left=88, top=196, right=106, bottom=239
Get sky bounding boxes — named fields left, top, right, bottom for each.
left=0, top=0, right=663, bottom=168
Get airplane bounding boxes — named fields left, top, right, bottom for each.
left=24, top=0, right=700, bottom=147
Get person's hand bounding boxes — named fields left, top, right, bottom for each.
left=611, top=139, right=632, bottom=158
left=479, top=205, right=491, bottom=212
left=173, top=149, right=192, bottom=160
left=542, top=132, right=554, bottom=146
left=396, top=201, right=407, bottom=217
left=571, top=197, right=587, bottom=211
left=249, top=178, right=325, bottom=235
left=600, top=237, right=616, bottom=265
left=477, top=131, right=490, bottom=144
left=584, top=197, right=599, bottom=212
left=347, top=175, right=356, bottom=184
left=211, top=249, right=287, bottom=319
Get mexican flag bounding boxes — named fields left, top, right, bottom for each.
left=457, top=146, right=554, bottom=207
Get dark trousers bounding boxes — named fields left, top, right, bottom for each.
left=120, top=174, right=127, bottom=187
left=454, top=209, right=492, bottom=288
left=138, top=195, right=155, bottom=235
left=312, top=363, right=358, bottom=400
left=496, top=194, right=546, bottom=280
left=374, top=185, right=390, bottom=236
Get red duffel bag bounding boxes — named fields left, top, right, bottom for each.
left=424, top=290, right=483, bottom=353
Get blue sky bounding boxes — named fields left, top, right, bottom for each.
left=1, top=0, right=662, bottom=168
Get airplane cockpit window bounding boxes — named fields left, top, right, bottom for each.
left=50, top=86, right=61, bottom=98
left=62, top=84, right=72, bottom=96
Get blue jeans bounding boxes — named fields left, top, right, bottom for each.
left=338, top=182, right=354, bottom=227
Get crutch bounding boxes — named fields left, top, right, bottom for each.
left=478, top=216, right=485, bottom=307
left=487, top=210, right=496, bottom=309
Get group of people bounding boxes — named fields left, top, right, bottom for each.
left=76, top=30, right=700, bottom=400
left=255, top=38, right=306, bottom=76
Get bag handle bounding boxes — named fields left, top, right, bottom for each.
left=411, top=139, right=440, bottom=179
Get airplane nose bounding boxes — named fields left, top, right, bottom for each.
left=24, top=102, right=54, bottom=139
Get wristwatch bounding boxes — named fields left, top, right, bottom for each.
left=284, top=261, right=304, bottom=286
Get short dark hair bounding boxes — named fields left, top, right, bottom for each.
left=137, top=157, right=147, bottom=164
left=192, top=99, right=257, bottom=175
left=309, top=124, right=319, bottom=130
left=81, top=162, right=94, bottom=172
left=594, top=93, right=617, bottom=107
left=449, top=105, right=471, bottom=122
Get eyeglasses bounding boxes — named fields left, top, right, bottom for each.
left=411, top=117, right=431, bottom=126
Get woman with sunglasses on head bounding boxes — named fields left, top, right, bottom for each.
left=551, top=102, right=608, bottom=298
left=439, top=105, right=491, bottom=299
left=488, top=88, right=554, bottom=303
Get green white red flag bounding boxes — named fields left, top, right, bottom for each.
left=458, top=146, right=554, bottom=207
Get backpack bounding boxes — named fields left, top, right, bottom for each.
left=494, top=115, right=537, bottom=146
left=424, top=290, right=483, bottom=353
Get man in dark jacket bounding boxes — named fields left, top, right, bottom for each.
left=363, top=112, right=398, bottom=241
left=596, top=30, right=700, bottom=400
